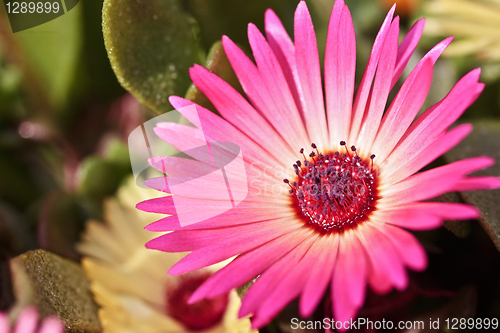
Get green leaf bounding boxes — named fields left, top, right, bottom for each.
left=14, top=4, right=83, bottom=113
left=9, top=250, right=101, bottom=332
left=444, top=120, right=500, bottom=251
left=103, top=0, right=204, bottom=115
left=185, top=41, right=242, bottom=112
left=74, top=0, right=125, bottom=103
left=433, top=192, right=472, bottom=239
left=236, top=277, right=257, bottom=299
left=78, top=156, right=129, bottom=202
left=102, top=136, right=130, bottom=166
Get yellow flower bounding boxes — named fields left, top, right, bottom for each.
left=77, top=177, right=256, bottom=333
left=423, top=0, right=500, bottom=60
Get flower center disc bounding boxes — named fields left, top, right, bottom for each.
left=287, top=143, right=379, bottom=234
left=166, top=272, right=228, bottom=331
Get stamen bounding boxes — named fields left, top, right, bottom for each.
left=289, top=143, right=378, bottom=234
left=340, top=141, right=350, bottom=157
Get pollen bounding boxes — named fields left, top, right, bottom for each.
left=285, top=142, right=379, bottom=234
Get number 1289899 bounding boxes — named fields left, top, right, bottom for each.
left=5, top=2, right=60, bottom=14
left=445, top=318, right=498, bottom=330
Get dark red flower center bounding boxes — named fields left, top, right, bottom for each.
left=166, top=272, right=228, bottom=331
left=286, top=142, right=379, bottom=234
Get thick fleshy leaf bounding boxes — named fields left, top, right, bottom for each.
left=9, top=250, right=101, bottom=332
left=434, top=192, right=472, bottom=239
left=445, top=120, right=500, bottom=251
left=103, top=0, right=204, bottom=114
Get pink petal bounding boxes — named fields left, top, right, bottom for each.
left=299, top=235, right=338, bottom=317
left=426, top=37, right=453, bottom=61
left=371, top=58, right=434, bottom=162
left=139, top=193, right=288, bottom=229
left=332, top=233, right=367, bottom=324
left=383, top=69, right=483, bottom=182
left=147, top=156, right=210, bottom=178
left=294, top=1, right=328, bottom=148
left=143, top=174, right=247, bottom=202
left=39, top=317, right=64, bottom=333
left=361, top=226, right=408, bottom=292
left=393, top=202, right=480, bottom=220
left=450, top=176, right=500, bottom=191
left=349, top=5, right=395, bottom=145
left=137, top=196, right=175, bottom=214
left=382, top=124, right=474, bottom=185
left=247, top=24, right=310, bottom=146
left=0, top=313, right=9, bottom=333
left=383, top=224, right=427, bottom=271
left=264, top=9, right=303, bottom=118
left=222, top=35, right=306, bottom=151
left=250, top=236, right=321, bottom=328
left=154, top=123, right=251, bottom=170
left=379, top=209, right=443, bottom=230
left=367, top=259, right=393, bottom=294
left=354, top=17, right=399, bottom=150
left=168, top=219, right=303, bottom=275
left=189, top=65, right=296, bottom=162
left=239, top=233, right=318, bottom=320
left=325, top=0, right=356, bottom=146
left=190, top=228, right=314, bottom=302
left=391, top=19, right=426, bottom=88
left=138, top=190, right=283, bottom=215
left=394, top=69, right=481, bottom=152
left=145, top=175, right=280, bottom=205
left=144, top=202, right=290, bottom=231
left=382, top=156, right=495, bottom=205
left=339, top=234, right=367, bottom=306
left=169, top=96, right=284, bottom=166
left=146, top=218, right=298, bottom=252
left=14, top=307, right=38, bottom=333
left=373, top=38, right=453, bottom=162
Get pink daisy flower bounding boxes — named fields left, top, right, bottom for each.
left=138, top=0, right=500, bottom=328
left=0, top=307, right=64, bottom=333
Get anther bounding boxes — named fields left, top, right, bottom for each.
left=289, top=142, right=378, bottom=234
